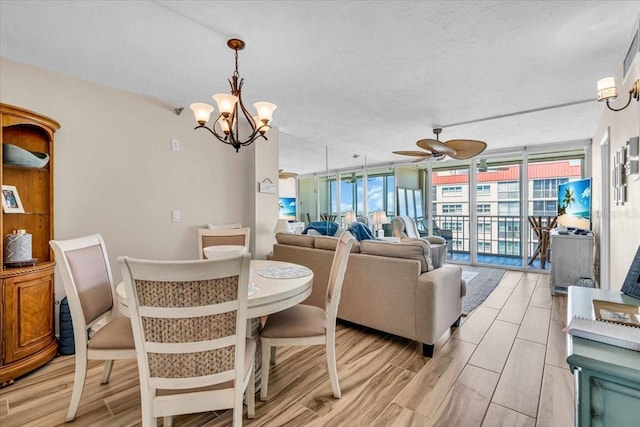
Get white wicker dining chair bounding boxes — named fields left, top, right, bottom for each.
left=118, top=254, right=255, bottom=427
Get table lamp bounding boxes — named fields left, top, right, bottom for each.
left=344, top=210, right=356, bottom=226
left=273, top=219, right=292, bottom=234
left=371, top=210, right=389, bottom=237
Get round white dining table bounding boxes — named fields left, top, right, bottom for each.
left=115, top=259, right=313, bottom=319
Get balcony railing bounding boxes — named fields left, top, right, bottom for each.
left=433, top=214, right=550, bottom=263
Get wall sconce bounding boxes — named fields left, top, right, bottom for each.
left=597, top=77, right=639, bottom=112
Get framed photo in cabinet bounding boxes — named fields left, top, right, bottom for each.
left=1, top=185, right=24, bottom=214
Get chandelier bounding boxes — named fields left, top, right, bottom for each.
left=190, top=39, right=277, bottom=152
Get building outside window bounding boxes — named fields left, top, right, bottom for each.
left=444, top=221, right=463, bottom=231
left=498, top=201, right=519, bottom=215
left=532, top=178, right=568, bottom=199
left=532, top=200, right=557, bottom=216
left=498, top=181, right=519, bottom=199
left=477, top=203, right=491, bottom=215
left=498, top=241, right=520, bottom=256
left=478, top=223, right=491, bottom=234
left=476, top=184, right=491, bottom=195
left=478, top=241, right=492, bottom=253
left=442, top=204, right=463, bottom=213
left=442, top=186, right=462, bottom=196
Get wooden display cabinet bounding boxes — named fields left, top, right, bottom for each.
left=0, top=104, right=59, bottom=386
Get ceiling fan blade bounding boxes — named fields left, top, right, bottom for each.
left=416, top=139, right=457, bottom=157
left=412, top=157, right=430, bottom=163
left=445, top=139, right=487, bottom=159
left=393, top=150, right=432, bottom=157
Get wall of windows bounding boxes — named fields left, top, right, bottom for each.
left=293, top=145, right=587, bottom=271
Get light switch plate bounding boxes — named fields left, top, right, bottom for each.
left=171, top=210, right=180, bottom=222
left=171, top=138, right=180, bottom=151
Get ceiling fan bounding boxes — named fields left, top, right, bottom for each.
left=393, top=128, right=487, bottom=163
left=477, top=159, right=510, bottom=172
left=279, top=169, right=298, bottom=179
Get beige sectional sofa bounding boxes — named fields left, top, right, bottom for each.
left=268, top=232, right=465, bottom=357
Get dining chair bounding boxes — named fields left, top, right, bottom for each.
left=197, top=227, right=251, bottom=260
left=118, top=254, right=255, bottom=427
left=207, top=222, right=242, bottom=230
left=49, top=234, right=136, bottom=422
left=260, top=232, right=355, bottom=400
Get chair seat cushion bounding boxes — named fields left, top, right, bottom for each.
left=261, top=304, right=327, bottom=338
left=88, top=316, right=135, bottom=350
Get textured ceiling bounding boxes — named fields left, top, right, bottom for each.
left=1, top=1, right=639, bottom=174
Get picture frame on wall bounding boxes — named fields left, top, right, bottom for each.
left=1, top=185, right=24, bottom=214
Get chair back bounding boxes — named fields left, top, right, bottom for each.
left=50, top=234, right=116, bottom=344
left=198, top=227, right=250, bottom=259
left=118, top=254, right=251, bottom=396
left=391, top=216, right=420, bottom=239
left=325, top=232, right=356, bottom=321
left=207, top=223, right=242, bottom=230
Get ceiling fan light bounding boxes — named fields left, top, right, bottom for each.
left=213, top=93, right=238, bottom=116
left=190, top=102, right=214, bottom=125
left=597, top=77, right=617, bottom=101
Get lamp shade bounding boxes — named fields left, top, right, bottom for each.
left=597, top=77, right=618, bottom=101
left=372, top=210, right=389, bottom=225
left=344, top=211, right=356, bottom=224
left=190, top=103, right=214, bottom=125
left=273, top=219, right=292, bottom=234
left=213, top=93, right=239, bottom=115
left=254, top=102, right=277, bottom=123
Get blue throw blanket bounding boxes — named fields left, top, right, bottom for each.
left=347, top=222, right=375, bottom=241
left=302, top=221, right=339, bottom=236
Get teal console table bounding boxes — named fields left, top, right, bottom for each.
left=567, top=286, right=640, bottom=426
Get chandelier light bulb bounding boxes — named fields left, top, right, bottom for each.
left=217, top=117, right=231, bottom=135
left=254, top=102, right=277, bottom=123
left=213, top=93, right=239, bottom=116
left=190, top=103, right=214, bottom=125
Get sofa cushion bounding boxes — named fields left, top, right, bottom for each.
left=360, top=239, right=434, bottom=272
left=275, top=232, right=315, bottom=248
left=314, top=234, right=361, bottom=253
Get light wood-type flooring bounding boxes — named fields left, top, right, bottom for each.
left=0, top=270, right=574, bottom=426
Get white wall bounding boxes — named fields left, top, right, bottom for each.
left=0, top=58, right=278, bottom=302
left=591, top=27, right=640, bottom=291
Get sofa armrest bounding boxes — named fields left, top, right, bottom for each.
left=415, top=264, right=463, bottom=344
